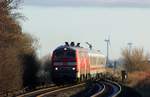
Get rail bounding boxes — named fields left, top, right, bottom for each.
left=106, top=80, right=122, bottom=97
left=91, top=83, right=105, bottom=97
left=91, top=80, right=121, bottom=97
left=16, top=85, right=59, bottom=97
left=37, top=83, right=85, bottom=97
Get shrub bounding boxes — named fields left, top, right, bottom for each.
left=121, top=47, right=150, bottom=72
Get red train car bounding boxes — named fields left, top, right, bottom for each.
left=51, top=42, right=106, bottom=83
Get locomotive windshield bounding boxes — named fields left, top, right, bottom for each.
left=54, top=49, right=76, bottom=59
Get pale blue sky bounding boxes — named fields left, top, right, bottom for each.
left=23, top=0, right=150, bottom=7
left=21, top=1, right=150, bottom=59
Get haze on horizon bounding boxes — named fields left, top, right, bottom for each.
left=21, top=0, right=150, bottom=59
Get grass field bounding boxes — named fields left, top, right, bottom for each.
left=126, top=71, right=150, bottom=97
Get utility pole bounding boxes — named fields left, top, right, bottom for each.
left=105, top=39, right=110, bottom=64
left=126, top=42, right=133, bottom=73
left=128, top=42, right=133, bottom=54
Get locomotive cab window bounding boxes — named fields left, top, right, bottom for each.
left=54, top=50, right=64, bottom=58
left=54, top=49, right=76, bottom=59
left=65, top=50, right=76, bottom=58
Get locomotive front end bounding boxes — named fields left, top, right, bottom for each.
left=51, top=46, right=78, bottom=83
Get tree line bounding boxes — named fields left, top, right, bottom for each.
left=121, top=47, right=150, bottom=72
left=0, top=0, right=40, bottom=96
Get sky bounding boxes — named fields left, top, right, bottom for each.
left=21, top=0, right=150, bottom=59
left=23, top=0, right=150, bottom=7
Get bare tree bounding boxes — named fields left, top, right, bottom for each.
left=121, top=47, right=150, bottom=72
left=0, top=0, right=39, bottom=96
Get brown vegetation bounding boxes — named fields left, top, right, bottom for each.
left=127, top=71, right=150, bottom=97
left=0, top=0, right=38, bottom=96
left=121, top=47, right=150, bottom=72
left=127, top=71, right=150, bottom=87
left=121, top=47, right=150, bottom=97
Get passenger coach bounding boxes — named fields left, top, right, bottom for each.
left=51, top=42, right=106, bottom=83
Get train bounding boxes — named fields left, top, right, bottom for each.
left=51, top=42, right=107, bottom=83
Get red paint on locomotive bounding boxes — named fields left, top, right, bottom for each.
left=51, top=43, right=106, bottom=83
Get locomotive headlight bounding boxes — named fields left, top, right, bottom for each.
left=55, top=67, right=58, bottom=70
left=64, top=48, right=67, bottom=50
left=72, top=67, right=75, bottom=70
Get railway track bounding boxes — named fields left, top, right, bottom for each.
left=91, top=80, right=121, bottom=97
left=71, top=80, right=121, bottom=97
left=16, top=83, right=85, bottom=97
left=36, top=83, right=85, bottom=97
left=16, top=85, right=59, bottom=97
left=16, top=80, right=121, bottom=97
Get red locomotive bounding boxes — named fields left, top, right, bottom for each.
left=51, top=42, right=106, bottom=83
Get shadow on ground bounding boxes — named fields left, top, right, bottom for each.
left=117, top=85, right=142, bottom=97
left=135, top=79, right=150, bottom=97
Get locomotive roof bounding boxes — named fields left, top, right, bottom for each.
left=54, top=45, right=105, bottom=57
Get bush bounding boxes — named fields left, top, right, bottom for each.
left=0, top=0, right=39, bottom=95
left=37, top=55, right=52, bottom=85
left=121, top=47, right=150, bottom=72
left=21, top=53, right=39, bottom=90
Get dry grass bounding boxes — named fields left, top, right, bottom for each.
left=121, top=47, right=150, bottom=97
left=127, top=71, right=150, bottom=97
left=127, top=71, right=150, bottom=86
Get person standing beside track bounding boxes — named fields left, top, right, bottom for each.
left=121, top=70, right=127, bottom=83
